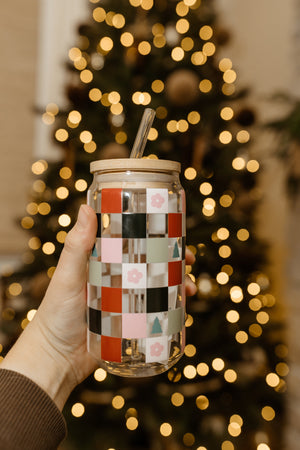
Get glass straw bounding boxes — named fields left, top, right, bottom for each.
left=129, top=108, right=156, bottom=363
left=130, top=108, right=156, bottom=158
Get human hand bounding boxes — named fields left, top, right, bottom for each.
left=2, top=205, right=197, bottom=410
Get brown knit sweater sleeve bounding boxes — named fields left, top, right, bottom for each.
left=0, top=369, right=67, bottom=450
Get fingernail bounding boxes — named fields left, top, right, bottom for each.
left=77, top=204, right=89, bottom=229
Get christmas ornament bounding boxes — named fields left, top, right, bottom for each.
left=165, top=25, right=180, bottom=46
left=236, top=107, right=256, bottom=127
left=165, top=69, right=200, bottom=106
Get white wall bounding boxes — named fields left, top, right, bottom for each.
left=216, top=0, right=295, bottom=99
left=0, top=0, right=39, bottom=258
left=216, top=1, right=298, bottom=448
left=34, top=0, right=88, bottom=160
left=215, top=0, right=294, bottom=299
left=0, top=0, right=88, bottom=264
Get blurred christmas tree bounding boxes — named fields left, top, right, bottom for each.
left=1, top=0, right=286, bottom=449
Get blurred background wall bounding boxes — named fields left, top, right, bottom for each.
left=216, top=0, right=292, bottom=310
left=0, top=0, right=87, bottom=267
left=216, top=2, right=298, bottom=448
left=0, top=0, right=39, bottom=262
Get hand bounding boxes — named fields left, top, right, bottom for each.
left=2, top=205, right=197, bottom=410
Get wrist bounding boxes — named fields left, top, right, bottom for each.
left=1, top=320, right=76, bottom=411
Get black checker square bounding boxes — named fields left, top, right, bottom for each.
left=96, top=213, right=101, bottom=237
left=122, top=213, right=146, bottom=238
left=88, top=307, right=102, bottom=335
left=146, top=287, right=168, bottom=313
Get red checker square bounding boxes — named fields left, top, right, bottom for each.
left=101, top=335, right=122, bottom=362
left=168, top=213, right=182, bottom=238
left=101, top=287, right=122, bottom=313
left=101, top=188, right=122, bottom=213
left=168, top=261, right=183, bottom=286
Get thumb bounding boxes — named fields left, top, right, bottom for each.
left=50, top=204, right=97, bottom=293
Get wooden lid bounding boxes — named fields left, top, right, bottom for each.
left=90, top=158, right=181, bottom=173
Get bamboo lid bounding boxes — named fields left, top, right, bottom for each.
left=90, top=158, right=181, bottom=173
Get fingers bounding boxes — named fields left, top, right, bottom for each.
left=185, top=274, right=197, bottom=296
left=50, top=205, right=98, bottom=292
left=185, top=247, right=197, bottom=296
left=185, top=247, right=195, bottom=265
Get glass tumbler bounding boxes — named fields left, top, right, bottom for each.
left=87, top=158, right=186, bottom=377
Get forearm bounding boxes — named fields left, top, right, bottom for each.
left=0, top=368, right=67, bottom=450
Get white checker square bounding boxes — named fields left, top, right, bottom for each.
left=122, top=263, right=147, bottom=289
left=147, top=188, right=168, bottom=213
left=147, top=262, right=168, bottom=288
left=146, top=336, right=169, bottom=363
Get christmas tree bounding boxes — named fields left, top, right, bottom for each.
left=1, top=0, right=286, bottom=449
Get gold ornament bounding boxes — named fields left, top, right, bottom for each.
left=165, top=69, right=200, bottom=106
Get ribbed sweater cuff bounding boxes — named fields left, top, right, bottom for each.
left=0, top=368, right=67, bottom=450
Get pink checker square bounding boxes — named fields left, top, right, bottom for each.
left=101, top=238, right=122, bottom=263
left=122, top=313, right=147, bottom=339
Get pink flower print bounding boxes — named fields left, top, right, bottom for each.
left=127, top=268, right=143, bottom=284
left=150, top=342, right=164, bottom=357
left=151, top=193, right=165, bottom=209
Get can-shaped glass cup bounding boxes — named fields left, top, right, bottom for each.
left=87, top=158, right=186, bottom=377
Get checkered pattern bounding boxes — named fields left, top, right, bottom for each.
left=88, top=188, right=185, bottom=364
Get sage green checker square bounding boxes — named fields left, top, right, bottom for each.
left=146, top=237, right=168, bottom=263
left=168, top=307, right=184, bottom=335
left=89, top=260, right=102, bottom=286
